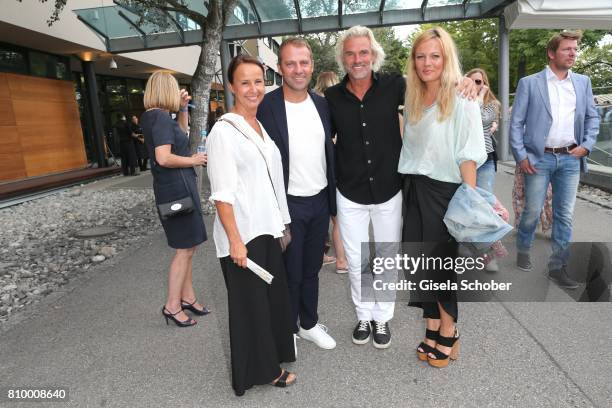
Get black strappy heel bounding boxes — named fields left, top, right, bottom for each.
left=180, top=299, right=211, bottom=316
left=428, top=328, right=460, bottom=368
left=416, top=328, right=439, bottom=361
left=271, top=369, right=296, bottom=388
left=162, top=306, right=197, bottom=327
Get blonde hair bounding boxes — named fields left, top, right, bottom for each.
left=144, top=70, right=180, bottom=112
left=405, top=27, right=463, bottom=124
left=335, top=25, right=386, bottom=73
left=466, top=67, right=500, bottom=114
left=314, top=71, right=339, bottom=95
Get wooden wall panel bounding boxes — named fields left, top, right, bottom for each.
left=0, top=73, right=87, bottom=183
left=12, top=99, right=81, bottom=126
left=6, top=73, right=75, bottom=103
left=0, top=97, right=16, bottom=126
left=0, top=74, right=10, bottom=99
left=19, top=124, right=87, bottom=177
left=0, top=126, right=27, bottom=181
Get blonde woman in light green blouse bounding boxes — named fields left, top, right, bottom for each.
left=398, top=27, right=486, bottom=369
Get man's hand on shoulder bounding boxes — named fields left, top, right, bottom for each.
left=456, top=77, right=478, bottom=100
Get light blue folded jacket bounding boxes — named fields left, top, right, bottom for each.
left=444, top=183, right=513, bottom=245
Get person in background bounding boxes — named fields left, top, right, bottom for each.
left=116, top=113, right=138, bottom=176
left=466, top=67, right=501, bottom=272
left=314, top=71, right=349, bottom=274
left=131, top=115, right=148, bottom=171
left=207, top=55, right=296, bottom=396
left=510, top=30, right=599, bottom=288
left=399, top=27, right=486, bottom=368
left=139, top=71, right=209, bottom=328
left=314, top=71, right=339, bottom=96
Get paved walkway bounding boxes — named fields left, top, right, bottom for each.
left=1, top=166, right=611, bottom=407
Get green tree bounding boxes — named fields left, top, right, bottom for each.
left=304, top=32, right=340, bottom=88
left=575, top=43, right=612, bottom=92
left=373, top=27, right=409, bottom=75
left=414, top=20, right=610, bottom=94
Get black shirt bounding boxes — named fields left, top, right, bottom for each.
left=325, top=73, right=405, bottom=205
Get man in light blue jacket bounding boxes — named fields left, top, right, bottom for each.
left=510, top=30, right=599, bottom=288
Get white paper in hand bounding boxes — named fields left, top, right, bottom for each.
left=246, top=258, right=274, bottom=285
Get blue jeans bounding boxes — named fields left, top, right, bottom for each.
left=476, top=158, right=496, bottom=193
left=516, top=153, right=581, bottom=270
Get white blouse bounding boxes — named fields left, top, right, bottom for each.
left=207, top=113, right=291, bottom=258
left=398, top=96, right=487, bottom=184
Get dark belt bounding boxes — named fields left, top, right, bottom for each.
left=544, top=144, right=577, bottom=154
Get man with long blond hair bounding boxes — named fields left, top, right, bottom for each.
left=510, top=30, right=599, bottom=287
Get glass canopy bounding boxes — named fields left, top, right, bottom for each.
left=74, top=0, right=514, bottom=53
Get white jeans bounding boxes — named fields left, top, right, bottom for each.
left=336, top=190, right=402, bottom=323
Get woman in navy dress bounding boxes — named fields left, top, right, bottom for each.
left=140, top=71, right=209, bottom=327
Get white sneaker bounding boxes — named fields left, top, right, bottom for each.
left=298, top=323, right=337, bottom=350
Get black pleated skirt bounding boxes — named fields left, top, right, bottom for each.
left=402, top=175, right=460, bottom=322
left=220, top=235, right=296, bottom=396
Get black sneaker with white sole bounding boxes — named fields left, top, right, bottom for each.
left=352, top=320, right=371, bottom=345
left=548, top=267, right=580, bottom=289
left=372, top=321, right=391, bottom=349
left=516, top=252, right=533, bottom=272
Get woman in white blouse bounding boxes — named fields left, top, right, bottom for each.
left=206, top=55, right=296, bottom=396
left=398, top=27, right=486, bottom=368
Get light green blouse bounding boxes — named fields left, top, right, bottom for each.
left=398, top=96, right=487, bottom=184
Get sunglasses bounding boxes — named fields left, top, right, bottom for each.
left=474, top=79, right=483, bottom=85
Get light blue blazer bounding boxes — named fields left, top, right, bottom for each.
left=509, top=68, right=599, bottom=172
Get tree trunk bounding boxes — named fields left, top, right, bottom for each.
left=189, top=0, right=238, bottom=192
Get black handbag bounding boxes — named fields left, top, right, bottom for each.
left=155, top=167, right=195, bottom=220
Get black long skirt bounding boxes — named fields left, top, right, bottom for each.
left=220, top=235, right=296, bottom=396
left=402, top=175, right=460, bottom=322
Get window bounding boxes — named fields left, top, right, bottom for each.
left=275, top=72, right=282, bottom=86
left=0, top=44, right=27, bottom=74
left=263, top=37, right=270, bottom=48
left=265, top=67, right=274, bottom=86
left=28, top=50, right=71, bottom=80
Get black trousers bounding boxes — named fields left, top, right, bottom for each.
left=402, top=175, right=460, bottom=322
left=120, top=141, right=137, bottom=175
left=283, top=188, right=329, bottom=332
left=220, top=235, right=295, bottom=396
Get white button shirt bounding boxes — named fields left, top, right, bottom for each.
left=207, top=113, right=291, bottom=258
left=545, top=66, right=576, bottom=148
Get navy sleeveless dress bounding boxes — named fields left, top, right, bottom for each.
left=140, top=109, right=207, bottom=248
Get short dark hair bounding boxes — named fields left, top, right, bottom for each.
left=278, top=37, right=313, bottom=63
left=227, top=54, right=265, bottom=84
left=547, top=30, right=582, bottom=59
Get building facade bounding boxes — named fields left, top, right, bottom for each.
left=0, top=0, right=281, bottom=184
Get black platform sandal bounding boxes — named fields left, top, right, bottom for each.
left=271, top=369, right=296, bottom=388
left=416, top=328, right=439, bottom=361
left=428, top=328, right=460, bottom=368
left=180, top=299, right=211, bottom=316
left=162, top=306, right=197, bottom=327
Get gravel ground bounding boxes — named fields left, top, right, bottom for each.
left=0, top=184, right=215, bottom=324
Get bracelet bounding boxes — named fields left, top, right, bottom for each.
left=179, top=106, right=188, bottom=112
